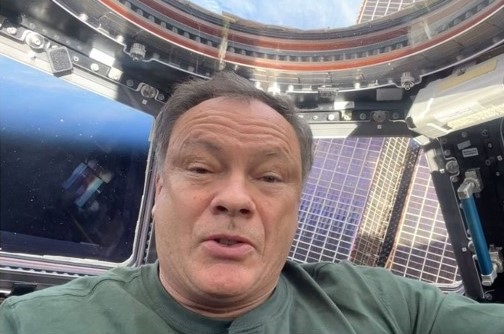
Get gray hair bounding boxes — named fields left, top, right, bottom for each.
left=154, top=71, right=313, bottom=181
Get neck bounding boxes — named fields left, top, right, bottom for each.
left=175, top=294, right=272, bottom=319
left=159, top=272, right=275, bottom=319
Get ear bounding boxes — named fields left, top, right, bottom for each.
left=155, top=173, right=163, bottom=197
left=152, top=174, right=163, bottom=217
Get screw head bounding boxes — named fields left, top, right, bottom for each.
left=7, top=27, right=17, bottom=35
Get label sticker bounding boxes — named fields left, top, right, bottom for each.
left=462, top=147, right=479, bottom=158
left=457, top=140, right=471, bottom=150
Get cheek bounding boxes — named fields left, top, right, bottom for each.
left=263, top=197, right=299, bottom=246
left=154, top=181, right=208, bottom=232
left=154, top=183, right=184, bottom=233
left=154, top=190, right=195, bottom=255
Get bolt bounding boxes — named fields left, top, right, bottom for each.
left=400, top=72, right=415, bottom=90
left=108, top=71, right=121, bottom=80
left=359, top=113, right=367, bottom=120
left=373, top=111, right=386, bottom=122
left=342, top=112, right=352, bottom=121
left=130, top=42, right=146, bottom=61
left=468, top=241, right=474, bottom=252
left=126, top=79, right=135, bottom=87
left=7, top=27, right=17, bottom=35
left=90, top=63, right=100, bottom=72
left=445, top=160, right=459, bottom=174
left=26, top=32, right=45, bottom=50
left=403, top=81, right=413, bottom=90
left=140, top=84, right=157, bottom=99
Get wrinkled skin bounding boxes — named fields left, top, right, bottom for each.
left=153, top=97, right=303, bottom=318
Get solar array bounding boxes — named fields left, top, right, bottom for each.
left=386, top=151, right=461, bottom=286
left=289, top=138, right=384, bottom=263
left=350, top=137, right=413, bottom=267
left=357, top=0, right=417, bottom=22
left=288, top=137, right=461, bottom=289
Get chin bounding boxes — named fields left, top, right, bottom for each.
left=196, top=265, right=257, bottom=298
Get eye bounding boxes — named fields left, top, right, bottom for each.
left=188, top=165, right=211, bottom=174
left=261, top=174, right=283, bottom=183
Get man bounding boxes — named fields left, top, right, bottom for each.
left=1, top=72, right=503, bottom=333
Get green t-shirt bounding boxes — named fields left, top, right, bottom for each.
left=1, top=260, right=503, bottom=333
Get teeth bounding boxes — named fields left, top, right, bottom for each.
left=218, top=239, right=238, bottom=246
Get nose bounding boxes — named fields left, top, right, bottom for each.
left=210, top=176, right=255, bottom=217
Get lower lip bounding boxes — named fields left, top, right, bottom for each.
left=202, top=240, right=254, bottom=259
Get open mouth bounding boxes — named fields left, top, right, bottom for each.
left=215, top=238, right=240, bottom=246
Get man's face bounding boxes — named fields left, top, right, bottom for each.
left=153, top=97, right=302, bottom=306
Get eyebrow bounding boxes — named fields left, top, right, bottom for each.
left=179, top=139, right=222, bottom=153
left=178, top=138, right=297, bottom=164
left=256, top=149, right=290, bottom=160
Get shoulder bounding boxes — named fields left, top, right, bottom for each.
left=284, top=260, right=401, bottom=287
left=282, top=261, right=451, bottom=331
left=280, top=261, right=504, bottom=334
left=281, top=261, right=420, bottom=332
left=0, top=263, right=158, bottom=333
left=1, top=264, right=148, bottom=311
left=282, top=260, right=443, bottom=308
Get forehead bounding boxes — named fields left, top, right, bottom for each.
left=168, top=97, right=300, bottom=154
left=175, top=96, right=288, bottom=126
